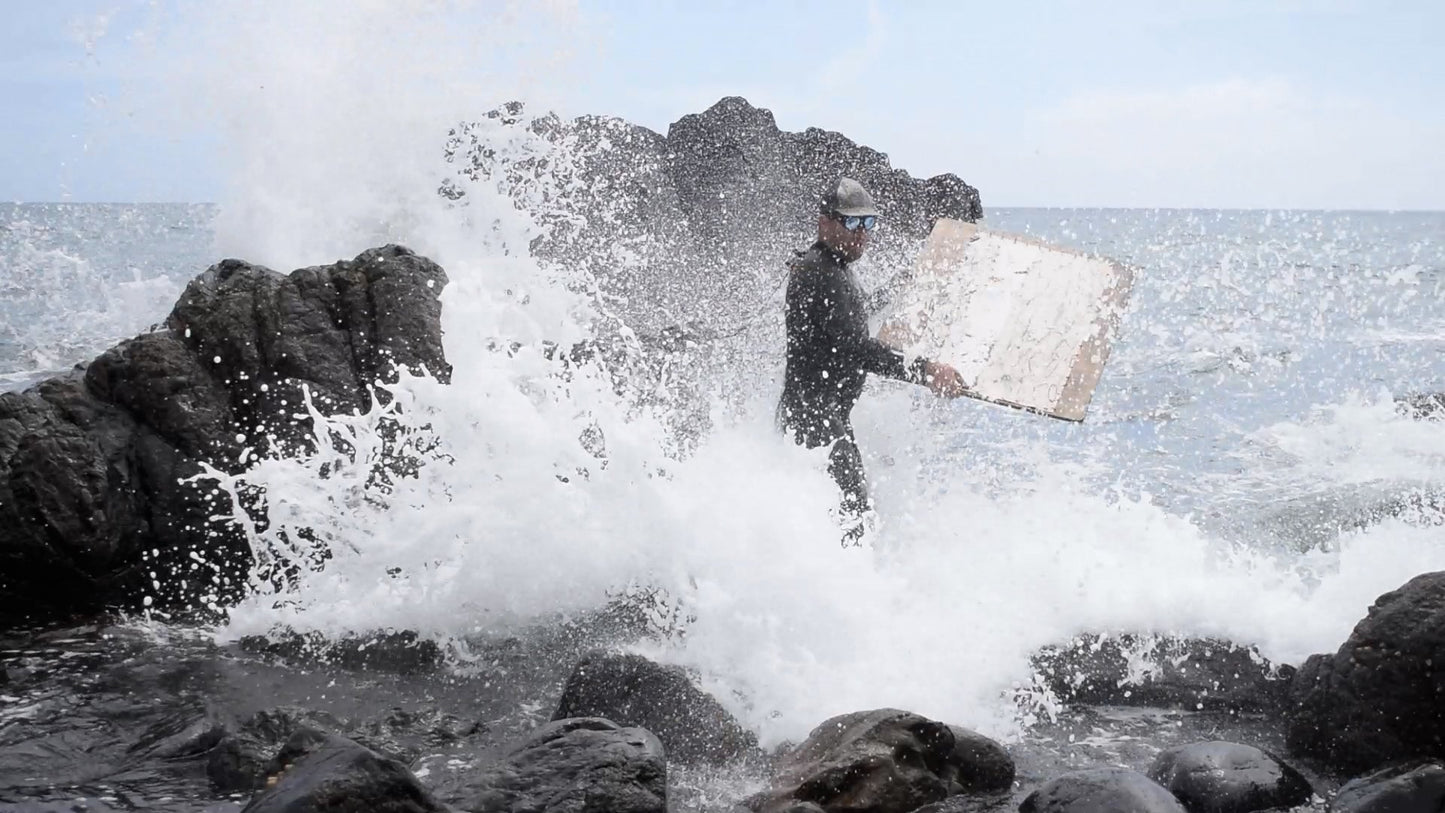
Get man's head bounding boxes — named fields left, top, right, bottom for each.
left=817, top=177, right=880, bottom=262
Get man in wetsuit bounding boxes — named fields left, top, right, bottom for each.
left=778, top=177, right=967, bottom=537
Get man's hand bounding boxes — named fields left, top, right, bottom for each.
left=922, top=360, right=969, bottom=398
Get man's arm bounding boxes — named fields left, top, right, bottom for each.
left=807, top=271, right=928, bottom=384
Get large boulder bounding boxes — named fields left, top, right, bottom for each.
left=941, top=725, right=1015, bottom=794
left=1329, top=759, right=1445, bottom=813
left=240, top=728, right=448, bottom=813
left=1286, top=572, right=1445, bottom=775
left=1032, top=634, right=1291, bottom=713
left=1020, top=768, right=1187, bottom=813
left=747, top=708, right=1013, bottom=813
left=552, top=651, right=759, bottom=766
left=0, top=245, right=449, bottom=627
left=459, top=717, right=666, bottom=813
left=1146, top=741, right=1313, bottom=813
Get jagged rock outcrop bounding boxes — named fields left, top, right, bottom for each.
left=1287, top=571, right=1445, bottom=775
left=444, top=96, right=981, bottom=337
left=0, top=245, right=448, bottom=628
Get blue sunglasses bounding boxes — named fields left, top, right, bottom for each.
left=834, top=214, right=878, bottom=232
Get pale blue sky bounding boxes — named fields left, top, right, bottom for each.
left=3, top=1, right=1442, bottom=208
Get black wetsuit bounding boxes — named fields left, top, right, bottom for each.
left=777, top=241, right=928, bottom=517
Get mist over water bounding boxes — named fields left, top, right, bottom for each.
left=5, top=1, right=1444, bottom=757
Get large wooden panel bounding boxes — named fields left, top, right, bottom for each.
left=878, top=219, right=1134, bottom=421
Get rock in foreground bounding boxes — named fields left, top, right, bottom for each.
left=241, top=728, right=448, bottom=813
left=552, top=650, right=759, bottom=766
left=1020, top=768, right=1187, bottom=813
left=460, top=717, right=666, bottom=813
left=1287, top=571, right=1445, bottom=775
left=1146, top=741, right=1312, bottom=813
left=1329, top=759, right=1445, bottom=813
left=748, top=708, right=1013, bottom=813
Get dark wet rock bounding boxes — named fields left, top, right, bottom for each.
left=1020, top=768, right=1187, bottom=813
left=459, top=717, right=666, bottom=813
left=910, top=798, right=990, bottom=813
left=1146, top=741, right=1313, bottom=813
left=1329, top=759, right=1445, bottom=813
left=124, top=702, right=483, bottom=795
left=747, top=708, right=1012, bottom=813
left=1286, top=571, right=1445, bottom=774
left=0, top=802, right=138, bottom=812
left=123, top=704, right=354, bottom=794
left=1031, top=634, right=1291, bottom=712
left=943, top=725, right=1015, bottom=793
left=664, top=97, right=981, bottom=248
left=127, top=709, right=229, bottom=765
left=239, top=629, right=444, bottom=675
left=0, top=245, right=448, bottom=629
left=1396, top=393, right=1445, bottom=420
left=208, top=708, right=350, bottom=794
left=241, top=727, right=447, bottom=813
left=552, top=651, right=759, bottom=766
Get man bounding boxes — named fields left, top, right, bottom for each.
left=778, top=177, right=967, bottom=539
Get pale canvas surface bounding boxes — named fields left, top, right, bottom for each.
left=878, top=219, right=1134, bottom=421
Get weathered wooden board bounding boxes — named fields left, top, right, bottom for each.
left=878, top=219, right=1134, bottom=421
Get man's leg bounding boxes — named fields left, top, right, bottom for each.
left=828, top=433, right=872, bottom=544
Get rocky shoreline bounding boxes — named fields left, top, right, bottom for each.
left=8, top=571, right=1428, bottom=813
left=92, top=570, right=1434, bottom=812
left=2, top=97, right=1443, bottom=811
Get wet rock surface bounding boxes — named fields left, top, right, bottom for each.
left=1032, top=634, right=1291, bottom=713
left=1020, top=768, right=1187, bottom=813
left=1287, top=571, right=1445, bottom=775
left=455, top=717, right=667, bottom=813
left=1328, top=759, right=1445, bottom=813
left=240, top=728, right=449, bottom=813
left=748, top=708, right=1013, bottom=813
left=551, top=650, right=759, bottom=766
left=1146, top=741, right=1313, bottom=813
left=0, top=245, right=448, bottom=629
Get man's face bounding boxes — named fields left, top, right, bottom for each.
left=819, top=213, right=872, bottom=262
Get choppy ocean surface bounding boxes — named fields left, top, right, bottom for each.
left=2, top=201, right=1443, bottom=810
